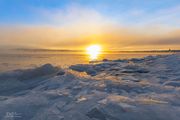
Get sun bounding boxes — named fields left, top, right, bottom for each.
left=86, top=45, right=102, bottom=60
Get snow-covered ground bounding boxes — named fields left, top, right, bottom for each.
left=0, top=54, right=180, bottom=120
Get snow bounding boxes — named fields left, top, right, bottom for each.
left=0, top=54, right=180, bottom=120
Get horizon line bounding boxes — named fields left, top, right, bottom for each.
left=12, top=48, right=180, bottom=53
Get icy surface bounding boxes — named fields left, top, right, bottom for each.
left=0, top=54, right=180, bottom=120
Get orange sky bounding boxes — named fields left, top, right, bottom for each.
left=0, top=25, right=180, bottom=51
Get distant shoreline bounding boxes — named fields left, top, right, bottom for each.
left=13, top=48, right=180, bottom=53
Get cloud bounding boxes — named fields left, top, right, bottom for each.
left=38, top=4, right=114, bottom=29
left=127, top=5, right=180, bottom=27
left=0, top=4, right=180, bottom=50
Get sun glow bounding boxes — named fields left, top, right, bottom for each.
left=86, top=45, right=102, bottom=60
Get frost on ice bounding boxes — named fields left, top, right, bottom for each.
left=0, top=54, right=180, bottom=120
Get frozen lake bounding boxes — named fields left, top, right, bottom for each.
left=0, top=54, right=180, bottom=120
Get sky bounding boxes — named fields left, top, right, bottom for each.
left=0, top=0, right=180, bottom=50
